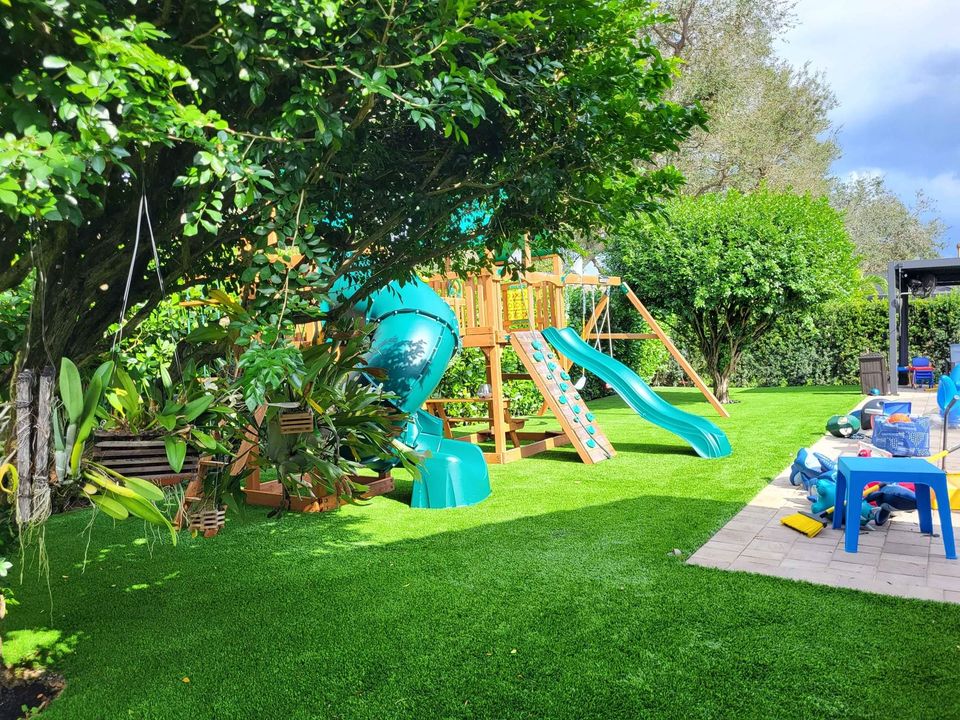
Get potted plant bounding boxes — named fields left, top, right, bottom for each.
left=52, top=359, right=176, bottom=542
left=96, top=361, right=235, bottom=486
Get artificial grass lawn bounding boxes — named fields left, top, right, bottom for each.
left=5, top=386, right=960, bottom=719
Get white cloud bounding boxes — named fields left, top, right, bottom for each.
left=777, top=0, right=960, bottom=126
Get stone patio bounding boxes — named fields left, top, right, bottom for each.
left=688, top=388, right=960, bottom=603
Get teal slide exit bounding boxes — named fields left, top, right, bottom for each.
left=542, top=327, right=732, bottom=459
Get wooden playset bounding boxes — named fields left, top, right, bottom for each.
left=419, top=246, right=727, bottom=466
left=231, top=242, right=726, bottom=513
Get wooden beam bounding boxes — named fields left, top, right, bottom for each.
left=585, top=332, right=657, bottom=340
left=621, top=284, right=730, bottom=419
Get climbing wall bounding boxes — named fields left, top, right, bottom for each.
left=510, top=330, right=615, bottom=465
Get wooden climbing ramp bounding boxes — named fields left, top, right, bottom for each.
left=510, top=330, right=615, bottom=465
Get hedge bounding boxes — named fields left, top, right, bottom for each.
left=435, top=292, right=960, bottom=407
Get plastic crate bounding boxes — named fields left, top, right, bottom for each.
left=872, top=416, right=931, bottom=457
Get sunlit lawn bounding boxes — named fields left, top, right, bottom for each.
left=6, top=386, right=960, bottom=719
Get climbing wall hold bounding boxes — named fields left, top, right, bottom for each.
left=547, top=362, right=557, bottom=371
left=586, top=425, right=596, bottom=435
left=586, top=439, right=596, bottom=448
left=532, top=340, right=543, bottom=350
left=572, top=406, right=581, bottom=414
left=558, top=395, right=567, bottom=404
left=559, top=382, right=569, bottom=391
left=533, top=351, right=544, bottom=362
left=547, top=353, right=555, bottom=360
left=585, top=412, right=595, bottom=422
left=560, top=372, right=570, bottom=381
left=545, top=374, right=554, bottom=380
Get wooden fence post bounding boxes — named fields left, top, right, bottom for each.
left=15, top=369, right=34, bottom=523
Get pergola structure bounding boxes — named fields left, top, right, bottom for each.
left=887, top=258, right=960, bottom=393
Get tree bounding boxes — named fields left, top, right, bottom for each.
left=0, top=0, right=705, bottom=371
left=651, top=0, right=837, bottom=196
left=832, top=175, right=945, bottom=274
left=610, top=189, right=858, bottom=402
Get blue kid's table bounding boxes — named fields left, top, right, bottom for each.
left=835, top=456, right=956, bottom=559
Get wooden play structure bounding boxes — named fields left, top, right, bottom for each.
left=232, top=241, right=727, bottom=513
left=421, top=247, right=727, bottom=466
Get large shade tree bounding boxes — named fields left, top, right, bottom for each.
left=610, top=189, right=858, bottom=402
left=0, top=0, right=705, bottom=371
left=832, top=174, right=945, bottom=275
left=650, top=0, right=837, bottom=196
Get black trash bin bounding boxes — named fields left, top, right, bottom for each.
left=859, top=352, right=890, bottom=395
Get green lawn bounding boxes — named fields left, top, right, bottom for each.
left=5, top=386, right=960, bottom=719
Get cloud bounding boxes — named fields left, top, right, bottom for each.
left=777, top=0, right=960, bottom=126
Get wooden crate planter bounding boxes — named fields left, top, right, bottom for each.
left=243, top=471, right=395, bottom=512
left=92, top=431, right=199, bottom=486
left=278, top=410, right=314, bottom=435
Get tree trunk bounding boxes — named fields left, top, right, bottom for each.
left=13, top=368, right=53, bottom=524
left=710, top=369, right=731, bottom=405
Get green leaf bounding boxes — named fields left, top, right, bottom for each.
left=191, top=428, right=218, bottom=450
left=160, top=365, right=173, bottom=392
left=42, top=55, right=69, bottom=69
left=89, top=493, right=129, bottom=520
left=121, top=475, right=166, bottom=502
left=183, top=395, right=214, bottom=422
left=156, top=413, right=177, bottom=432
left=59, top=357, right=83, bottom=424
left=164, top=435, right=187, bottom=473
left=184, top=325, right=228, bottom=343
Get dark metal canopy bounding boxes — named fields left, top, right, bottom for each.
left=887, top=258, right=960, bottom=392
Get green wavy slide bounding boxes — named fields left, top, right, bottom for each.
left=542, top=327, right=732, bottom=460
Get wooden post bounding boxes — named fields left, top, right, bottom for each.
left=28, top=368, right=54, bottom=522
left=482, top=345, right=508, bottom=459
left=621, top=283, right=730, bottom=418
left=15, top=369, right=34, bottom=523
left=231, top=403, right=268, bottom=488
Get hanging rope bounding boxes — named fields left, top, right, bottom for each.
left=601, top=286, right=614, bottom=358
left=111, top=191, right=182, bottom=377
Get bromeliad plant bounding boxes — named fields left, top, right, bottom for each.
left=99, top=360, right=235, bottom=474
left=54, top=358, right=176, bottom=543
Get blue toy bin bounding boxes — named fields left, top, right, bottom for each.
left=872, top=416, right=931, bottom=457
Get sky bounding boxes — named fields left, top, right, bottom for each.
left=777, top=0, right=960, bottom=255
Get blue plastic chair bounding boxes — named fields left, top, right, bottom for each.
left=910, top=356, right=935, bottom=388
left=835, top=456, right=956, bottom=559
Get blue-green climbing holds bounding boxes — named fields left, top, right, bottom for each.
left=586, top=439, right=596, bottom=448
left=572, top=406, right=581, bottom=414
left=547, top=353, right=555, bottom=359
left=533, top=351, right=544, bottom=361
left=560, top=372, right=570, bottom=380
left=558, top=395, right=567, bottom=404
left=585, top=412, right=595, bottom=422
left=532, top=340, right=543, bottom=350
left=559, top=382, right=569, bottom=391
left=547, top=362, right=557, bottom=371
left=586, top=425, right=596, bottom=435
left=545, top=374, right=554, bottom=380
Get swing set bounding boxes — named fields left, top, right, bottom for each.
left=421, top=241, right=728, bottom=466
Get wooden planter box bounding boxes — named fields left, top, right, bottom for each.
left=92, top=431, right=199, bottom=486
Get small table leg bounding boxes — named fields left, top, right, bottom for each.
left=916, top=482, right=933, bottom=535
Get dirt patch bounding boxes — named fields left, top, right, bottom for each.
left=0, top=667, right=65, bottom=719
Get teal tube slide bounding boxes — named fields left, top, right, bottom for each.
left=335, top=276, right=492, bottom=509
left=542, top=327, right=732, bottom=459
